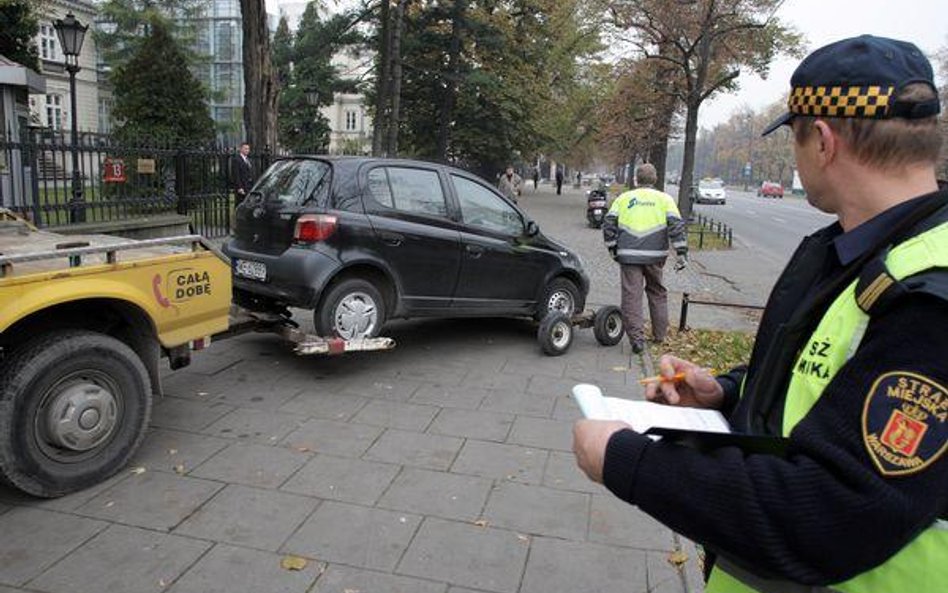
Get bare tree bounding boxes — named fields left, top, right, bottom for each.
left=609, top=0, right=801, bottom=218
left=240, top=0, right=278, bottom=152
left=372, top=0, right=392, bottom=156
left=386, top=0, right=408, bottom=155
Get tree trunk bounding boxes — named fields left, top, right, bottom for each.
left=386, top=0, right=407, bottom=156
left=678, top=101, right=699, bottom=220
left=649, top=137, right=668, bottom=192
left=437, top=0, right=466, bottom=161
left=240, top=0, right=278, bottom=153
left=372, top=0, right=392, bottom=156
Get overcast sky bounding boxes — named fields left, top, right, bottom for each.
left=267, top=0, right=947, bottom=129
left=700, top=0, right=948, bottom=128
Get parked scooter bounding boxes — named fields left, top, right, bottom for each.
left=586, top=183, right=609, bottom=228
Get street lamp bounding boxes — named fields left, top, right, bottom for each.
left=53, top=12, right=88, bottom=223
left=742, top=112, right=754, bottom=192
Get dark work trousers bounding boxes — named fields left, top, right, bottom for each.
left=619, top=263, right=668, bottom=343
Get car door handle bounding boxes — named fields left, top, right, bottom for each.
left=380, top=231, right=404, bottom=246
left=465, top=244, right=484, bottom=258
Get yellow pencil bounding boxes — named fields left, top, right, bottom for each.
left=638, top=368, right=716, bottom=385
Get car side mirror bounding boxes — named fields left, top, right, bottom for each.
left=525, top=220, right=539, bottom=237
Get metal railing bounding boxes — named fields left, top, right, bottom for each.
left=0, top=129, right=276, bottom=238
left=689, top=213, right=733, bottom=248
left=678, top=292, right=765, bottom=331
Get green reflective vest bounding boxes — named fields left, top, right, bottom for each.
left=606, top=187, right=687, bottom=265
left=707, top=220, right=948, bottom=593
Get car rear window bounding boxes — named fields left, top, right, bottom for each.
left=254, top=159, right=331, bottom=207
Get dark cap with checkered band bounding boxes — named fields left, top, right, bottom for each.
left=761, top=35, right=940, bottom=136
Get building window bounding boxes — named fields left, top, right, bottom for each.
left=345, top=111, right=358, bottom=131
left=98, top=98, right=113, bottom=134
left=39, top=24, right=60, bottom=61
left=45, top=95, right=63, bottom=130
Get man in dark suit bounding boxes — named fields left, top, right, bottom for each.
left=232, top=142, right=253, bottom=207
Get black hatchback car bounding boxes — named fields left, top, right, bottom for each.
left=224, top=157, right=590, bottom=339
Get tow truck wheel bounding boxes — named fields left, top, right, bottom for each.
left=0, top=330, right=151, bottom=498
left=593, top=306, right=624, bottom=346
left=538, top=311, right=573, bottom=356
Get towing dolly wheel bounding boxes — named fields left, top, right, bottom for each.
left=538, top=312, right=573, bottom=356
left=593, top=306, right=624, bottom=346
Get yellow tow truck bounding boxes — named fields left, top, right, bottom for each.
left=0, top=210, right=392, bottom=497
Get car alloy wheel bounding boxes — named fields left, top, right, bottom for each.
left=333, top=291, right=379, bottom=340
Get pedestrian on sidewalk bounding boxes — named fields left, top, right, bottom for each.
left=498, top=165, right=523, bottom=203
left=555, top=167, right=564, bottom=195
left=231, top=141, right=254, bottom=207
left=574, top=35, right=948, bottom=592
left=602, top=163, right=687, bottom=353
left=533, top=168, right=540, bottom=192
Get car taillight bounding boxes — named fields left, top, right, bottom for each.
left=294, top=214, right=337, bottom=243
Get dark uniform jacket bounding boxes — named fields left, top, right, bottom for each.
left=232, top=154, right=254, bottom=202
left=601, top=189, right=948, bottom=585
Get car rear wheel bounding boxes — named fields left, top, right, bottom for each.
left=535, top=277, right=580, bottom=321
left=316, top=278, right=386, bottom=339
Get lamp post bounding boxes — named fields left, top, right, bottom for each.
left=53, top=12, right=88, bottom=223
left=742, top=112, right=754, bottom=192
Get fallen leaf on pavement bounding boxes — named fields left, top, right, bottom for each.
left=611, top=366, right=628, bottom=372
left=168, top=448, right=178, bottom=455
left=296, top=446, right=311, bottom=453
left=130, top=466, right=146, bottom=475
left=173, top=464, right=186, bottom=475
left=281, top=555, right=308, bottom=571
left=667, top=549, right=689, bottom=567
left=473, top=519, right=489, bottom=528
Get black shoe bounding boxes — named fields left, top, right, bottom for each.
left=631, top=340, right=645, bottom=354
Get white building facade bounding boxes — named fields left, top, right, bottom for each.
left=320, top=50, right=373, bottom=155
left=29, top=0, right=102, bottom=135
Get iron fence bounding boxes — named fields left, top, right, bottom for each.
left=0, top=129, right=274, bottom=238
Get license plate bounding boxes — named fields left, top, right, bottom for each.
left=235, top=259, right=267, bottom=281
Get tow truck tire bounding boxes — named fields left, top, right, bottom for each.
left=593, top=306, right=624, bottom=346
left=0, top=330, right=152, bottom=498
left=538, top=311, right=573, bottom=356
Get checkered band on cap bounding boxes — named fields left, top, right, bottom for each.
left=788, top=85, right=895, bottom=118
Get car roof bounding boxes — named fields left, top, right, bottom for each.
left=274, top=155, right=486, bottom=181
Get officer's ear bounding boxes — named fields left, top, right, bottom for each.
left=813, top=119, right=838, bottom=167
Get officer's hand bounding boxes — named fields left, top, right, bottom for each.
left=645, top=354, right=724, bottom=409
left=674, top=254, right=688, bottom=272
left=572, top=419, right=630, bottom=484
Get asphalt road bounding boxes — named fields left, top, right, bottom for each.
left=682, top=186, right=836, bottom=268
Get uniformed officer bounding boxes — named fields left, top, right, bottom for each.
left=603, top=163, right=688, bottom=353
left=573, top=35, right=947, bottom=592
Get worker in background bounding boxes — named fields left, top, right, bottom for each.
left=602, top=162, right=687, bottom=354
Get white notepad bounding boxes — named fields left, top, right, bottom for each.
left=571, top=383, right=730, bottom=434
